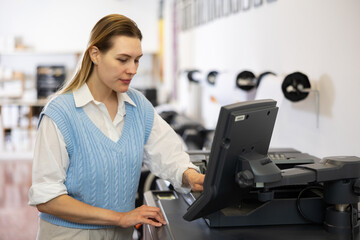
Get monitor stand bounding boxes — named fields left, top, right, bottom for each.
left=202, top=187, right=325, bottom=227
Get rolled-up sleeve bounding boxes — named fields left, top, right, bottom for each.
left=28, top=115, right=69, bottom=206
left=143, top=110, right=200, bottom=194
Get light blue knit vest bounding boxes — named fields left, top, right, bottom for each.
left=38, top=88, right=154, bottom=229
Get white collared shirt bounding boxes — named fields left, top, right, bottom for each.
left=28, top=84, right=197, bottom=206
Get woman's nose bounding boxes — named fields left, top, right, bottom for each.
left=126, top=62, right=138, bottom=75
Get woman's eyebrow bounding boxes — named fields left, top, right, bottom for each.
left=116, top=53, right=143, bottom=58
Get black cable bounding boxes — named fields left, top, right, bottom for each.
left=347, top=204, right=355, bottom=240
left=296, top=185, right=324, bottom=224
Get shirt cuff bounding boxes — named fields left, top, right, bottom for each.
left=28, top=182, right=68, bottom=206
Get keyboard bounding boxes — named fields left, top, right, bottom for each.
left=268, top=153, right=288, bottom=161
left=268, top=150, right=318, bottom=169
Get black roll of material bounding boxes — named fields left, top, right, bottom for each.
left=207, top=71, right=218, bottom=85
left=281, top=72, right=311, bottom=102
left=235, top=70, right=256, bottom=91
left=187, top=70, right=201, bottom=83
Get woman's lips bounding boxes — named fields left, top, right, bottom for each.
left=120, top=79, right=131, bottom=84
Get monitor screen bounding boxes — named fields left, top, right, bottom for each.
left=183, top=99, right=281, bottom=221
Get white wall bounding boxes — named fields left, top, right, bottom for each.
left=0, top=0, right=159, bottom=53
left=173, top=0, right=360, bottom=158
left=0, top=0, right=160, bottom=96
left=0, top=0, right=160, bottom=152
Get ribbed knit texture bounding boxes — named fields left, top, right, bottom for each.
left=38, top=88, right=154, bottom=229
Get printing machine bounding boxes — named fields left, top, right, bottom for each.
left=143, top=99, right=360, bottom=240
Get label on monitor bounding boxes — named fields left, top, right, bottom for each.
left=235, top=115, right=246, bottom=122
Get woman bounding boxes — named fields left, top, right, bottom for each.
left=29, top=14, right=204, bottom=240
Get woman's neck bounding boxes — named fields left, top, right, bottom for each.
left=86, top=73, right=116, bottom=103
left=87, top=74, right=119, bottom=121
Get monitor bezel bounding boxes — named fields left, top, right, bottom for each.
left=183, top=99, right=279, bottom=221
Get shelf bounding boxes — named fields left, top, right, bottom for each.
left=0, top=50, right=157, bottom=56
left=0, top=49, right=82, bottom=56
left=0, top=75, right=25, bottom=82
left=0, top=151, right=33, bottom=161
left=0, top=78, right=24, bottom=83
left=0, top=98, right=48, bottom=107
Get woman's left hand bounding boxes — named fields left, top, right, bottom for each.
left=182, top=169, right=205, bottom=192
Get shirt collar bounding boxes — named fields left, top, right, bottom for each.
left=73, top=83, right=136, bottom=108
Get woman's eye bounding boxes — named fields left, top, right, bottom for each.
left=118, top=59, right=127, bottom=63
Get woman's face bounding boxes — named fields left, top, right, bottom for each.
left=94, top=35, right=143, bottom=93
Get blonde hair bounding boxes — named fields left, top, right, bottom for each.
left=57, top=14, right=142, bottom=95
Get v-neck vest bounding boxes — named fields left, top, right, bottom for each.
left=38, top=88, right=154, bottom=229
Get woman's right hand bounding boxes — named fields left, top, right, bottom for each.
left=36, top=195, right=166, bottom=228
left=119, top=205, right=167, bottom=228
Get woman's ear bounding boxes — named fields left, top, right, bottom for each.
left=89, top=46, right=100, bottom=65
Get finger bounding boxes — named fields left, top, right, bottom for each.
left=189, top=173, right=205, bottom=185
left=145, top=206, right=166, bottom=222
left=141, top=205, right=164, bottom=215
left=156, top=207, right=166, bottom=222
left=140, top=205, right=160, bottom=211
left=197, top=174, right=205, bottom=183
left=143, top=217, right=163, bottom=227
left=140, top=211, right=166, bottom=226
left=154, top=213, right=167, bottom=225
left=150, top=216, right=167, bottom=225
left=137, top=207, right=166, bottom=225
left=191, top=184, right=203, bottom=192
left=143, top=210, right=167, bottom=225
left=141, top=206, right=166, bottom=221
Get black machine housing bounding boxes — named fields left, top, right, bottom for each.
left=183, top=99, right=360, bottom=236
